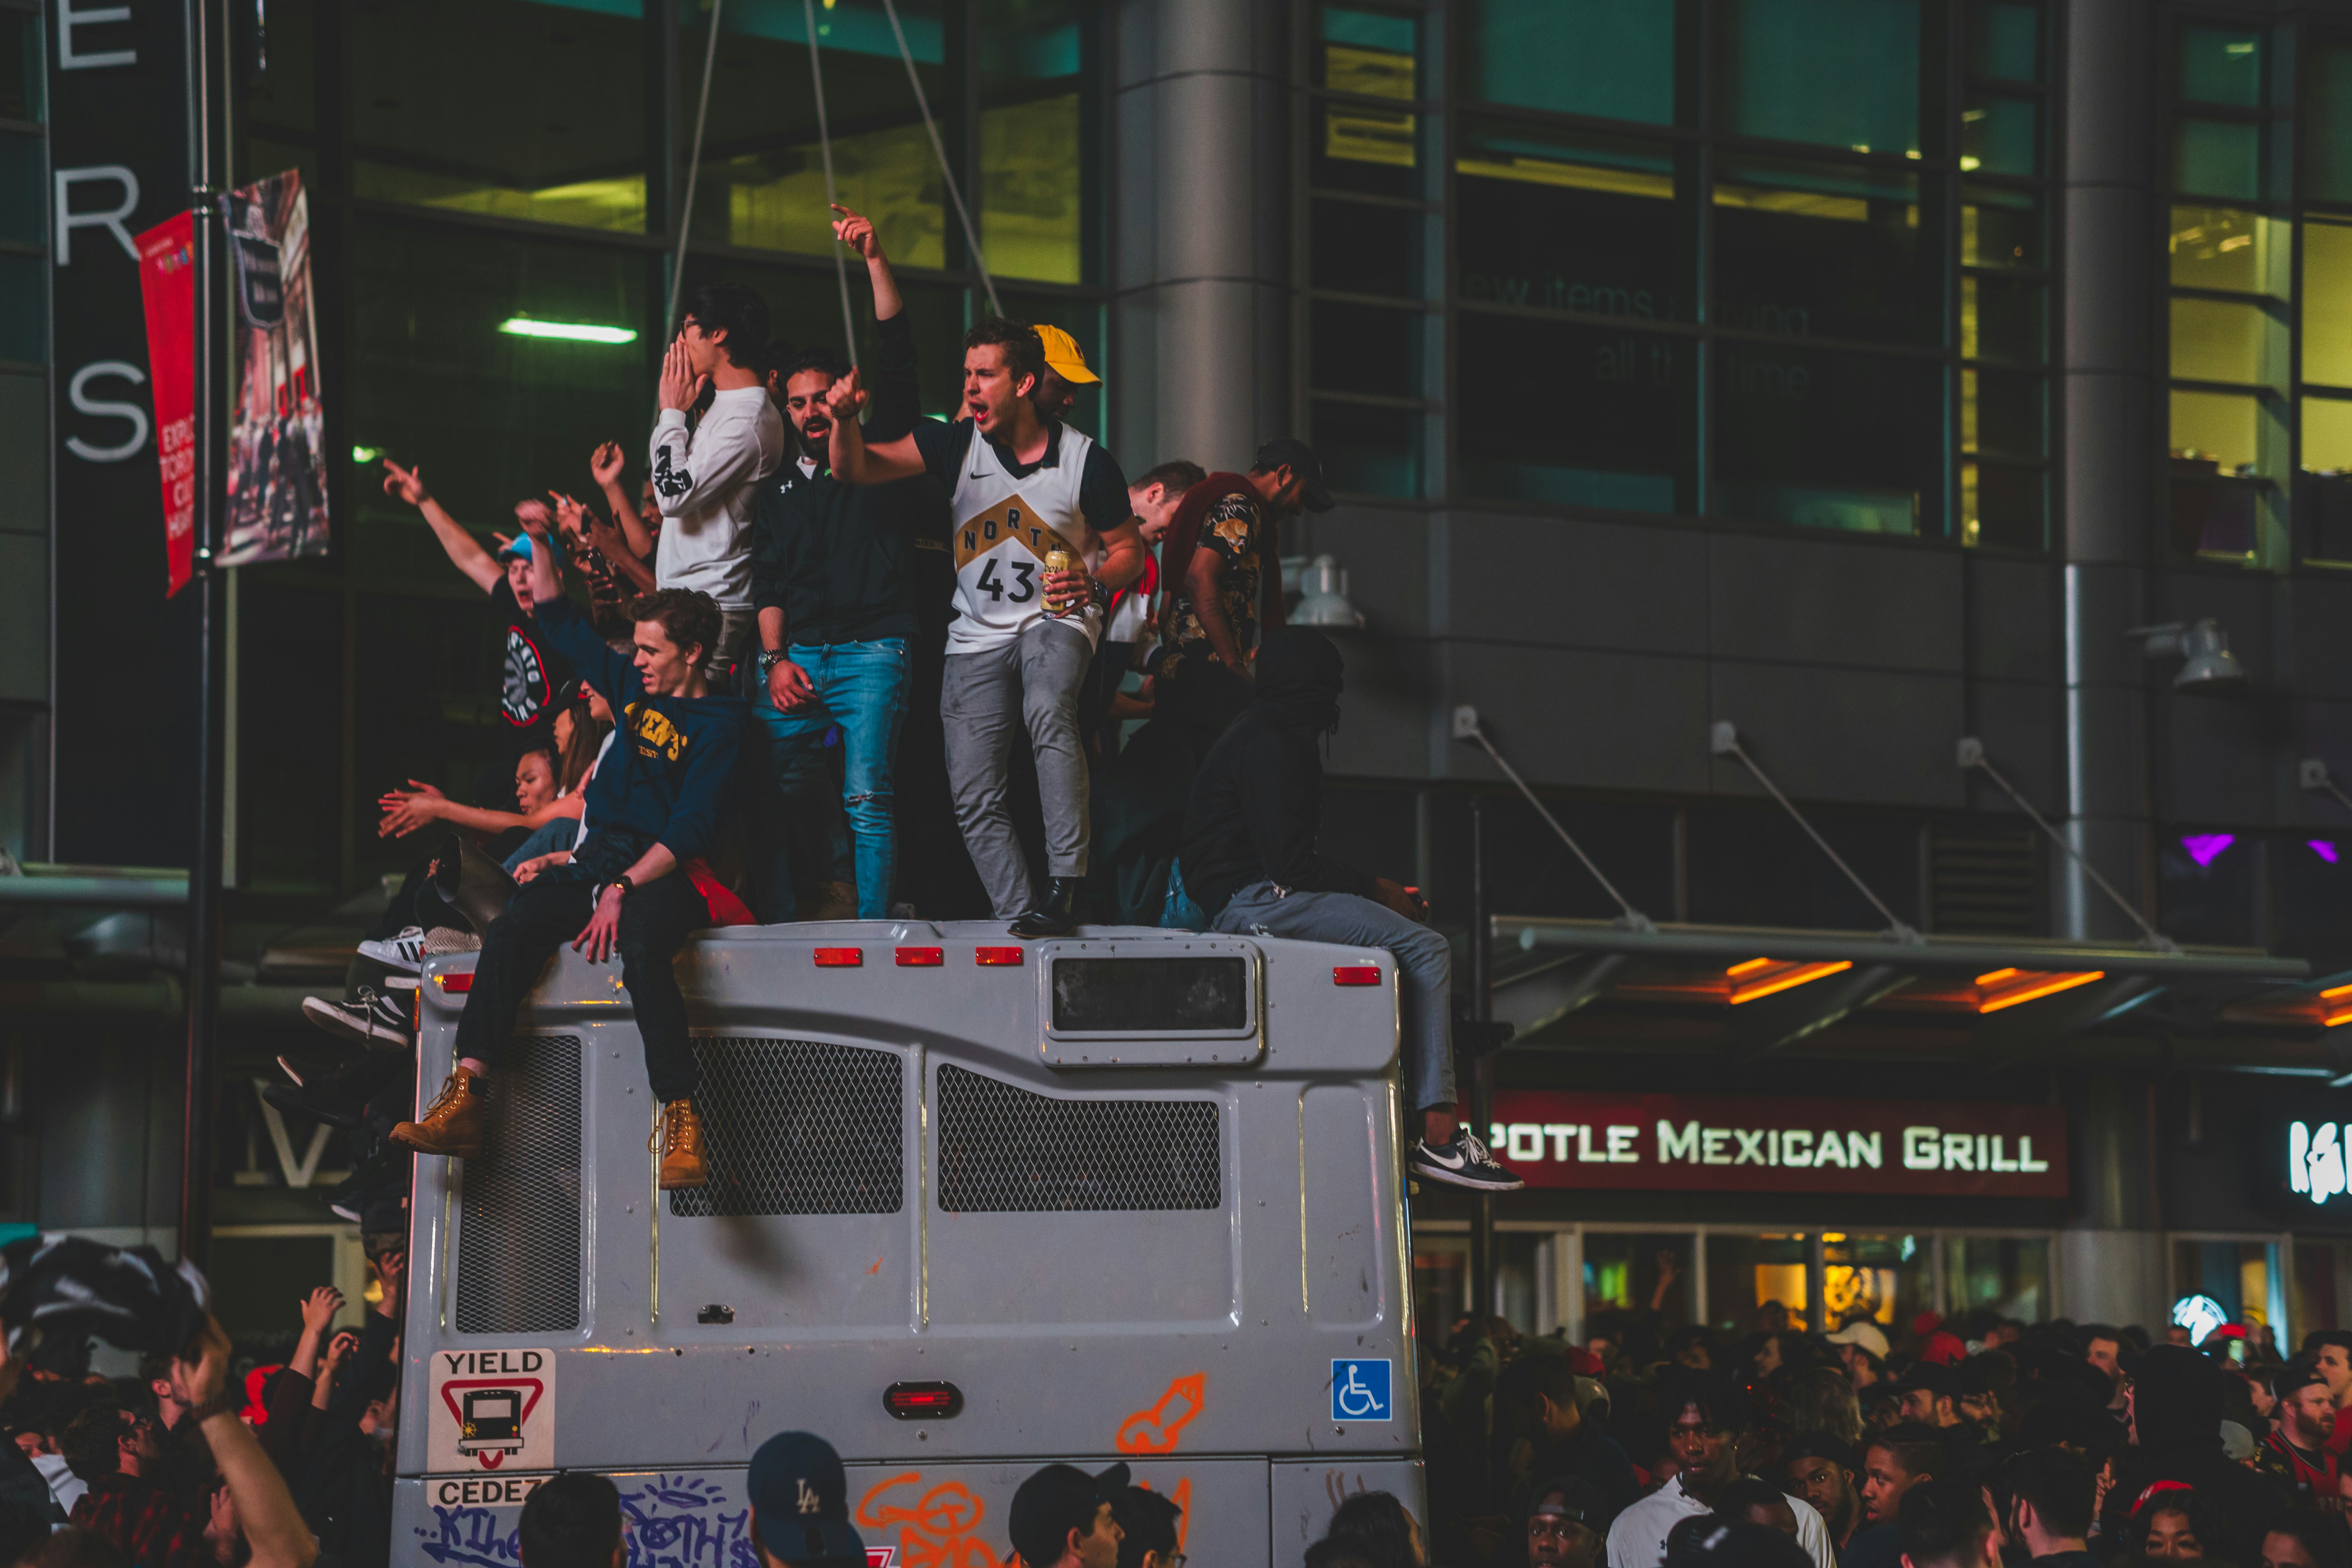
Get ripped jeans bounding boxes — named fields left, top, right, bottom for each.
left=748, top=638, right=910, bottom=920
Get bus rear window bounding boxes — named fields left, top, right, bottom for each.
left=1050, top=957, right=1249, bottom=1033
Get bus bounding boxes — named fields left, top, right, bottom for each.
left=390, top=921, right=1425, bottom=1566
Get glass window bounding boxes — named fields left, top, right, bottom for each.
left=245, top=0, right=312, bottom=139
left=2274, top=834, right=2352, bottom=956
left=2171, top=296, right=2286, bottom=386
left=1321, top=5, right=1416, bottom=98
left=0, top=9, right=39, bottom=123
left=2180, top=25, right=2265, bottom=108
left=2306, top=397, right=2352, bottom=470
left=1463, top=0, right=1674, bottom=125
left=1414, top=1236, right=1468, bottom=1349
left=1962, top=275, right=2045, bottom=363
left=1714, top=158, right=1928, bottom=347
left=1963, top=186, right=2043, bottom=269
left=1315, top=102, right=1417, bottom=197
left=1310, top=198, right=1422, bottom=298
left=1583, top=1233, right=1699, bottom=1334
left=1457, top=123, right=1689, bottom=321
left=2171, top=388, right=2267, bottom=475
left=1457, top=314, right=1688, bottom=512
left=687, top=1, right=949, bottom=268
left=2175, top=119, right=2262, bottom=202
left=1963, top=367, right=2043, bottom=459
left=0, top=132, right=40, bottom=247
left=1312, top=400, right=1419, bottom=499
left=0, top=252, right=38, bottom=363
left=2307, top=43, right=2352, bottom=205
left=1822, top=1232, right=1933, bottom=1338
left=1963, top=461, right=2045, bottom=551
left=2159, top=829, right=2262, bottom=937
left=1968, top=2, right=2040, bottom=83
left=1706, top=1232, right=1811, bottom=1335
left=1715, top=347, right=1940, bottom=535
left=1945, top=1235, right=2050, bottom=1320
left=1310, top=299, right=1423, bottom=399
left=2169, top=207, right=2288, bottom=296
left=1717, top=0, right=1920, bottom=156
left=350, top=0, right=648, bottom=233
left=351, top=220, right=649, bottom=533
left=982, top=0, right=1087, bottom=283
left=2294, top=1241, right=2348, bottom=1343
left=2305, top=222, right=2352, bottom=387
left=1962, top=94, right=2039, bottom=176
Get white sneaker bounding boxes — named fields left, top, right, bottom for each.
left=357, top=926, right=425, bottom=973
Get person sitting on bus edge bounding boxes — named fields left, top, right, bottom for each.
left=1171, top=624, right=1521, bottom=1191
left=821, top=203, right=1147, bottom=938
left=390, top=514, right=745, bottom=1190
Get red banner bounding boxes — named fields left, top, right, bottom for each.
left=136, top=211, right=196, bottom=596
left=1489, top=1092, right=2068, bottom=1198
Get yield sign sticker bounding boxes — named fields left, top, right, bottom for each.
left=428, top=1349, right=556, bottom=1473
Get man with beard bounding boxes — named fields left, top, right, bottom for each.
left=744, top=325, right=944, bottom=921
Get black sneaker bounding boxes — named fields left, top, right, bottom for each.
left=302, top=988, right=412, bottom=1051
left=323, top=1146, right=409, bottom=1224
left=1410, top=1127, right=1525, bottom=1191
left=265, top=1054, right=397, bottom=1130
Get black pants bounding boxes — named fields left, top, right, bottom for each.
left=452, top=859, right=706, bottom=1102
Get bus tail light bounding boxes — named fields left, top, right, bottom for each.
left=883, top=1381, right=964, bottom=1419
left=1333, top=966, right=1381, bottom=986
left=813, top=948, right=863, bottom=967
left=975, top=947, right=1024, bottom=966
left=895, top=947, right=943, bottom=967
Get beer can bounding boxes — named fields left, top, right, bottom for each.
left=1044, top=548, right=1074, bottom=615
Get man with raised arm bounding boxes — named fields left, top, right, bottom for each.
left=390, top=514, right=744, bottom=1191
left=821, top=205, right=1145, bottom=937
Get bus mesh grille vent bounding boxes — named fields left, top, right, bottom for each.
left=455, top=1035, right=583, bottom=1335
left=936, top=1064, right=1220, bottom=1213
left=669, top=1038, right=904, bottom=1217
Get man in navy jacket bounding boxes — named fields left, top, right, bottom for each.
left=393, top=519, right=746, bottom=1189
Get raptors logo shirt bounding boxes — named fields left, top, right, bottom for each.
left=490, top=579, right=572, bottom=760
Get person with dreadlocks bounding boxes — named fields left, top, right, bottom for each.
left=1171, top=626, right=1520, bottom=1190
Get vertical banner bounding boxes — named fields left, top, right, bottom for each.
left=136, top=212, right=196, bottom=595
left=223, top=171, right=328, bottom=565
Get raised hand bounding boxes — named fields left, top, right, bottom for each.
left=374, top=1250, right=407, bottom=1318
left=824, top=366, right=868, bottom=424
left=298, top=1285, right=344, bottom=1336
left=380, top=459, right=430, bottom=507
left=830, top=203, right=883, bottom=261
left=659, top=337, right=706, bottom=414
left=590, top=441, right=626, bottom=488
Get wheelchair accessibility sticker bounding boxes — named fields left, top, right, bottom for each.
left=1330, top=1358, right=1392, bottom=1422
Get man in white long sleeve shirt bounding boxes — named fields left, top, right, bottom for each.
left=1606, top=1369, right=1834, bottom=1568
left=649, top=281, right=787, bottom=687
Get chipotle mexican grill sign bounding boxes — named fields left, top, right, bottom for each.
left=1488, top=1092, right=2067, bottom=1198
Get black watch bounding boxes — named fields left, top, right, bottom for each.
left=758, top=649, right=790, bottom=673
left=608, top=876, right=634, bottom=901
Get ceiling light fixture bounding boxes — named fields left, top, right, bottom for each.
left=2125, top=618, right=2247, bottom=691
left=497, top=316, right=639, bottom=345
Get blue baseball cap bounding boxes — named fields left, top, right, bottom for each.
left=496, top=531, right=564, bottom=566
left=747, top=1431, right=867, bottom=1566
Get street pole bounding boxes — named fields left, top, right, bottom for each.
left=179, top=0, right=226, bottom=1272
left=1469, top=797, right=1494, bottom=1321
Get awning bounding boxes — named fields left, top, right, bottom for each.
left=1490, top=916, right=2325, bottom=1062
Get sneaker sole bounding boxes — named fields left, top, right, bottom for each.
left=1409, top=1160, right=1526, bottom=1192
left=356, top=941, right=423, bottom=973
left=301, top=998, right=412, bottom=1052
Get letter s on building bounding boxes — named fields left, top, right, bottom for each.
left=66, top=361, right=150, bottom=462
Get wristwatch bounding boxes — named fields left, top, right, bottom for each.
left=608, top=876, right=634, bottom=901
left=758, top=649, right=791, bottom=674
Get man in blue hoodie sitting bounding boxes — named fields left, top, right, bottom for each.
left=392, top=516, right=745, bottom=1189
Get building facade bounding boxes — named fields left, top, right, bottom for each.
left=13, top=0, right=2352, bottom=1345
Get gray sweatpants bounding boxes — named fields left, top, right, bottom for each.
left=1212, top=881, right=1456, bottom=1113
left=941, top=618, right=1093, bottom=916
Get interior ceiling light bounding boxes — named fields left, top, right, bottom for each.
left=1975, top=968, right=2106, bottom=1014
left=497, top=316, right=639, bottom=345
left=1726, top=958, right=1852, bottom=1006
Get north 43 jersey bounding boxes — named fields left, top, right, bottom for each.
left=945, top=425, right=1103, bottom=653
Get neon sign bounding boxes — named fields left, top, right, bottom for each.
left=2290, top=1122, right=2350, bottom=1205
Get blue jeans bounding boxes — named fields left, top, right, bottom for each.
left=749, top=639, right=911, bottom=920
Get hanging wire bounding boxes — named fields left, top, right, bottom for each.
left=1715, top=726, right=1920, bottom=941
left=667, top=0, right=727, bottom=328
left=1963, top=742, right=2179, bottom=952
left=1458, top=719, right=1649, bottom=929
left=877, top=0, right=1002, bottom=316
left=804, top=0, right=862, bottom=366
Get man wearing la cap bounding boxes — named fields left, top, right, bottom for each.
left=1152, top=440, right=1338, bottom=750
left=1008, top=1460, right=1128, bottom=1568
left=746, top=1430, right=871, bottom=1568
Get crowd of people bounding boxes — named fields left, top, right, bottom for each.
left=265, top=197, right=1523, bottom=1221
left=0, top=1258, right=404, bottom=1568
left=1395, top=1287, right=2352, bottom=1568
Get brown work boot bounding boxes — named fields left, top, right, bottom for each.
left=808, top=880, right=857, bottom=921
left=390, top=1071, right=486, bottom=1159
left=653, top=1098, right=708, bottom=1190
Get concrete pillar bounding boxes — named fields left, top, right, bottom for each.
left=1112, top=0, right=1292, bottom=475
left=2055, top=1069, right=2169, bottom=1328
left=2058, top=0, right=2157, bottom=940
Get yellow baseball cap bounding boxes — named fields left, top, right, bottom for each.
left=1035, top=324, right=1099, bottom=385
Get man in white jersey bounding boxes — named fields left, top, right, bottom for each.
left=822, top=205, right=1145, bottom=936
left=649, top=281, right=788, bottom=687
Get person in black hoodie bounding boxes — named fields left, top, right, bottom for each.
left=1173, top=627, right=1519, bottom=1189
left=392, top=517, right=746, bottom=1191
left=2101, top=1345, right=2291, bottom=1564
